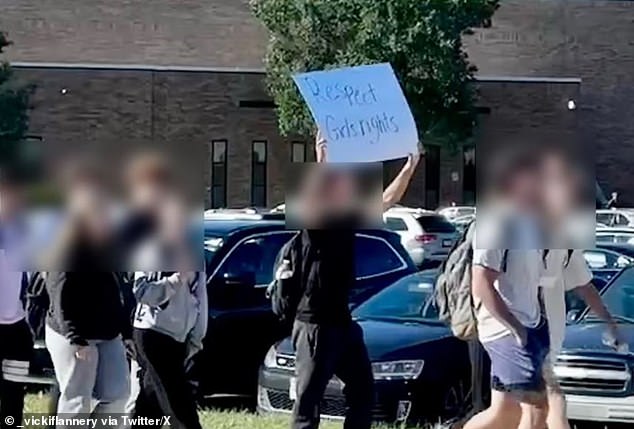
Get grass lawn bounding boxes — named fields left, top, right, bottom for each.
left=24, top=393, right=439, bottom=429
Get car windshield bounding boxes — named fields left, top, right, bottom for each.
left=416, top=215, right=457, bottom=233
left=352, top=271, right=441, bottom=323
left=580, top=267, right=634, bottom=323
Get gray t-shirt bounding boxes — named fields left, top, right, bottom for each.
left=472, top=244, right=544, bottom=343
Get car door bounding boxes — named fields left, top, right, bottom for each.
left=203, top=230, right=296, bottom=395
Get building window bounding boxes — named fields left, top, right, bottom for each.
left=463, top=147, right=476, bottom=205
left=252, top=140, right=267, bottom=207
left=425, top=145, right=440, bottom=209
left=210, top=140, right=227, bottom=209
left=291, top=141, right=307, bottom=163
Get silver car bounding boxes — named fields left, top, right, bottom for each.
left=383, top=208, right=459, bottom=267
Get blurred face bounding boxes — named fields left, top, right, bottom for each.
left=297, top=169, right=357, bottom=227
left=540, top=152, right=578, bottom=222
left=67, top=181, right=113, bottom=244
left=505, top=168, right=541, bottom=212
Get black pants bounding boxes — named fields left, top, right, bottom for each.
left=0, top=319, right=33, bottom=429
left=132, top=329, right=201, bottom=429
left=291, top=320, right=374, bottom=429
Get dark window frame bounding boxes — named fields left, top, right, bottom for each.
left=251, top=140, right=268, bottom=206
left=211, top=139, right=227, bottom=209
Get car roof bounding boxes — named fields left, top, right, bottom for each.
left=203, top=219, right=402, bottom=240
left=203, top=219, right=286, bottom=237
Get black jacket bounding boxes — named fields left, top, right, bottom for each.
left=295, top=229, right=356, bottom=325
left=45, top=242, right=134, bottom=345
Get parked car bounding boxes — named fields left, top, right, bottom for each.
left=555, top=266, right=634, bottom=426
left=437, top=206, right=476, bottom=221
left=200, top=219, right=418, bottom=397
left=26, top=219, right=417, bottom=397
left=450, top=214, right=475, bottom=235
left=257, top=269, right=472, bottom=424
left=383, top=208, right=459, bottom=268
left=596, top=209, right=634, bottom=228
left=584, top=244, right=634, bottom=283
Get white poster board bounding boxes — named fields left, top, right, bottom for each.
left=293, top=63, right=419, bottom=163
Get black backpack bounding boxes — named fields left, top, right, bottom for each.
left=266, top=232, right=303, bottom=326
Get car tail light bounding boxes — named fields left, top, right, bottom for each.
left=416, top=234, right=437, bottom=244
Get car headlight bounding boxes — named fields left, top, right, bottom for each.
left=371, top=360, right=424, bottom=380
left=263, top=345, right=278, bottom=369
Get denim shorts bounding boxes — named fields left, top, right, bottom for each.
left=482, top=319, right=550, bottom=394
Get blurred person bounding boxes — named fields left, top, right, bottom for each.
left=44, top=163, right=132, bottom=423
left=606, top=191, right=618, bottom=208
left=0, top=173, right=33, bottom=429
left=288, top=162, right=374, bottom=429
left=314, top=130, right=421, bottom=210
left=124, top=153, right=207, bottom=429
left=464, top=149, right=550, bottom=429
left=283, top=133, right=422, bottom=429
left=539, top=150, right=622, bottom=429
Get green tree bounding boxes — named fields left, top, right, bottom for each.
left=251, top=0, right=498, bottom=145
left=0, top=31, right=33, bottom=166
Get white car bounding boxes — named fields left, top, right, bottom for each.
left=596, top=208, right=634, bottom=228
left=437, top=206, right=476, bottom=221
left=383, top=208, right=459, bottom=267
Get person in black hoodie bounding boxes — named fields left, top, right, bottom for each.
left=44, top=164, right=132, bottom=421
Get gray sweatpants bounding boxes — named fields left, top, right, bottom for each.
left=45, top=326, right=130, bottom=424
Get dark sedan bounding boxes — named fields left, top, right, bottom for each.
left=257, top=270, right=472, bottom=424
left=200, top=219, right=418, bottom=397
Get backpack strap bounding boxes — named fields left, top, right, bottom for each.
left=564, top=249, right=574, bottom=267
left=501, top=249, right=509, bottom=272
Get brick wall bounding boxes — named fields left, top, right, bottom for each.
left=6, top=0, right=634, bottom=206
left=1, top=0, right=266, bottom=68
left=465, top=0, right=634, bottom=204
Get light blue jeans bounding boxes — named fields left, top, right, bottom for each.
left=45, top=326, right=130, bottom=423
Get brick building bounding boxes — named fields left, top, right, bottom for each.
left=2, top=0, right=633, bottom=208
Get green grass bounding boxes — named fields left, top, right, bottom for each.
left=24, top=394, right=439, bottom=429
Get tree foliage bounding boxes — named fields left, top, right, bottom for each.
left=251, top=0, right=498, bottom=145
left=0, top=31, right=33, bottom=166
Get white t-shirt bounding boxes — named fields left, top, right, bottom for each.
left=472, top=246, right=544, bottom=343
left=541, top=250, right=592, bottom=356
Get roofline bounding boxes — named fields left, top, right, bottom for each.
left=10, top=62, right=582, bottom=83
left=10, top=62, right=266, bottom=74
left=474, top=76, right=581, bottom=84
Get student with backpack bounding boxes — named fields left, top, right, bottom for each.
left=454, top=149, right=551, bottom=429
left=0, top=173, right=33, bottom=429
left=268, top=134, right=421, bottom=429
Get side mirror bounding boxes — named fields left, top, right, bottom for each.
left=566, top=309, right=581, bottom=323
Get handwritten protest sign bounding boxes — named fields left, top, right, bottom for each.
left=293, top=63, right=419, bottom=163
